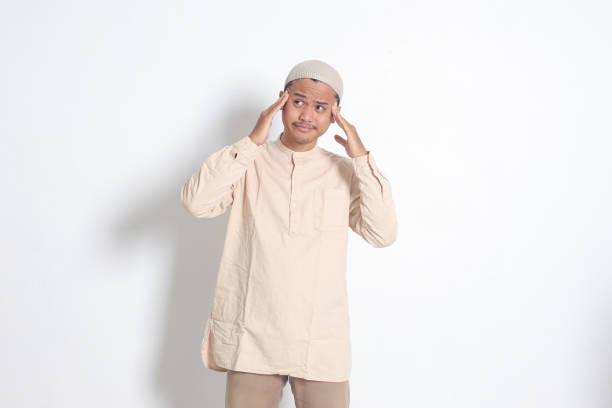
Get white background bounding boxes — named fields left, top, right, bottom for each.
left=1, top=0, right=611, bottom=407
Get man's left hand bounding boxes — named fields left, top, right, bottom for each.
left=331, top=104, right=368, bottom=158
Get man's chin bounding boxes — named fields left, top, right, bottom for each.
left=286, top=130, right=320, bottom=144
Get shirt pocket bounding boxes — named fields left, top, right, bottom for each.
left=318, top=187, right=349, bottom=231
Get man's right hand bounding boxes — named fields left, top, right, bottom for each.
left=248, top=91, right=290, bottom=146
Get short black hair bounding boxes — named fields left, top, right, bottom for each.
left=284, top=78, right=340, bottom=107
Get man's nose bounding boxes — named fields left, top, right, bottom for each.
left=299, top=106, right=314, bottom=122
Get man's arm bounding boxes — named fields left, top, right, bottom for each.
left=348, top=152, right=398, bottom=247
left=180, top=135, right=262, bottom=218
left=331, top=103, right=397, bottom=247
left=180, top=91, right=290, bottom=218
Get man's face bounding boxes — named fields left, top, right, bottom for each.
left=280, top=78, right=339, bottom=146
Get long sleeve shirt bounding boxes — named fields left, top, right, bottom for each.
left=180, top=132, right=398, bottom=382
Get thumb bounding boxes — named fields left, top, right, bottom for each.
left=334, top=134, right=347, bottom=147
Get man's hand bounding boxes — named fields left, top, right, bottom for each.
left=331, top=104, right=368, bottom=158
left=248, top=91, right=290, bottom=146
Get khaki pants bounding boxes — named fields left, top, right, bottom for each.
left=225, top=370, right=350, bottom=408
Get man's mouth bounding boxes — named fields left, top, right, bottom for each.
left=294, top=123, right=314, bottom=131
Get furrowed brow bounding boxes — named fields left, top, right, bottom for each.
left=293, top=92, right=329, bottom=105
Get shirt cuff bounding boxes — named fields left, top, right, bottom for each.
left=351, top=151, right=371, bottom=170
left=232, top=135, right=264, bottom=165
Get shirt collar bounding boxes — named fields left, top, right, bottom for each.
left=270, top=132, right=324, bottom=163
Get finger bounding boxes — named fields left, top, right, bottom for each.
left=272, top=91, right=290, bottom=111
left=334, top=134, right=347, bottom=148
left=334, top=108, right=347, bottom=132
left=332, top=105, right=348, bottom=127
left=279, top=90, right=290, bottom=107
left=331, top=105, right=343, bottom=127
left=263, top=91, right=289, bottom=116
left=336, top=111, right=348, bottom=126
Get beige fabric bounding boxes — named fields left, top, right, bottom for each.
left=225, top=370, right=350, bottom=408
left=284, top=59, right=344, bottom=100
left=181, top=133, right=397, bottom=382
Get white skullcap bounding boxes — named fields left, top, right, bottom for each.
left=284, top=59, right=343, bottom=101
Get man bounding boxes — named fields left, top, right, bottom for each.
left=181, top=59, right=398, bottom=408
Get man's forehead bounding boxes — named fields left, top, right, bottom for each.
left=288, top=79, right=336, bottom=102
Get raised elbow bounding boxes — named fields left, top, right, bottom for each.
left=371, top=230, right=397, bottom=248
left=181, top=186, right=207, bottom=218
left=181, top=198, right=203, bottom=218
left=362, top=221, right=397, bottom=248
left=180, top=186, right=231, bottom=219
left=180, top=185, right=199, bottom=217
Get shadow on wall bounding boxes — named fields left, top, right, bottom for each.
left=114, top=102, right=265, bottom=407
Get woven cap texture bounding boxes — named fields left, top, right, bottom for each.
left=284, top=59, right=343, bottom=101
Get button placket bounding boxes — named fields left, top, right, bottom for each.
left=289, top=154, right=301, bottom=233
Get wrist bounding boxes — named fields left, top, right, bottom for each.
left=248, top=134, right=264, bottom=146
left=350, top=148, right=368, bottom=158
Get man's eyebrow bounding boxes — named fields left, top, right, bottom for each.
left=293, top=92, right=329, bottom=105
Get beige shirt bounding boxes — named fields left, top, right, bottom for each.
left=181, top=132, right=398, bottom=382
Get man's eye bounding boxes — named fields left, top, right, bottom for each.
left=294, top=100, right=303, bottom=106
left=316, top=105, right=326, bottom=111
